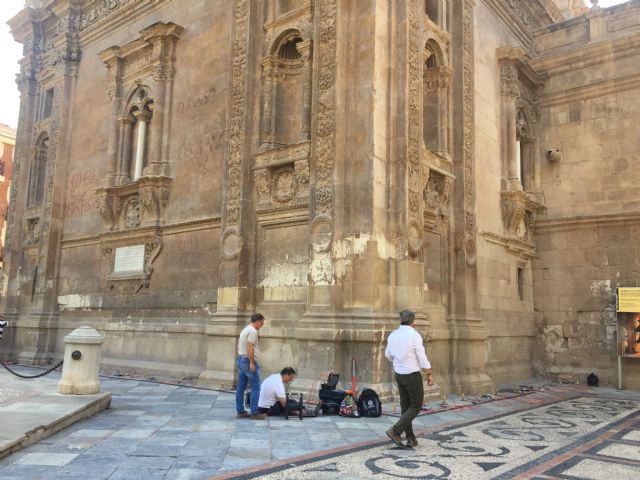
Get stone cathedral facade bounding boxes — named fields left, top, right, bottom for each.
left=2, top=0, right=640, bottom=394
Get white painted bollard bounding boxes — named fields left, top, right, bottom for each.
left=57, top=326, right=104, bottom=395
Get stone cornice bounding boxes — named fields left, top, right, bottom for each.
left=532, top=33, right=640, bottom=75
left=539, top=71, right=640, bottom=108
left=536, top=212, right=640, bottom=232
left=481, top=0, right=561, bottom=51
left=60, top=217, right=222, bottom=248
left=79, top=0, right=174, bottom=46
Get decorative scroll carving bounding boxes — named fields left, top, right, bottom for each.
left=313, top=0, right=337, bottom=215
left=225, top=0, right=250, bottom=225
left=463, top=0, right=476, bottom=238
left=407, top=1, right=422, bottom=220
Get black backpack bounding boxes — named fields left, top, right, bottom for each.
left=357, top=388, right=382, bottom=417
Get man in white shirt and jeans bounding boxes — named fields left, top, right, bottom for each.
left=257, top=367, right=296, bottom=415
left=385, top=309, right=434, bottom=448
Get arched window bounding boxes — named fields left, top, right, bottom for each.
left=27, top=134, right=49, bottom=207
left=423, top=40, right=450, bottom=156
left=516, top=109, right=532, bottom=190
left=117, top=86, right=153, bottom=183
left=260, top=31, right=311, bottom=147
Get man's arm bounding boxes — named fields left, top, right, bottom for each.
left=247, top=342, right=256, bottom=372
left=413, top=334, right=433, bottom=385
left=384, top=335, right=394, bottom=362
left=276, top=381, right=287, bottom=407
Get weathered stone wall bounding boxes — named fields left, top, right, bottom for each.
left=532, top=1, right=640, bottom=385
left=474, top=1, right=537, bottom=385
left=8, top=0, right=629, bottom=395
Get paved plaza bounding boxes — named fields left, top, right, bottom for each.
left=1, top=366, right=639, bottom=479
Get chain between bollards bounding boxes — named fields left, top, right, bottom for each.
left=0, top=359, right=64, bottom=379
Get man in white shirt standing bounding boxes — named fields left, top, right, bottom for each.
left=384, top=309, right=434, bottom=448
left=236, top=313, right=267, bottom=420
left=257, top=367, right=296, bottom=415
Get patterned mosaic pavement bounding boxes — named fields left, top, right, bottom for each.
left=225, top=397, right=640, bottom=479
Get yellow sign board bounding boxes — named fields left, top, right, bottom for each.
left=617, top=287, right=640, bottom=312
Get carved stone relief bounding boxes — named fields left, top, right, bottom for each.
left=95, top=176, right=172, bottom=231
left=123, top=196, right=143, bottom=229
left=253, top=143, right=310, bottom=210
left=423, top=169, right=454, bottom=213
left=272, top=167, right=296, bottom=203
left=22, top=217, right=40, bottom=246
left=102, top=236, right=163, bottom=295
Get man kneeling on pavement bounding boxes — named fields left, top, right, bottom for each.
left=258, top=367, right=298, bottom=416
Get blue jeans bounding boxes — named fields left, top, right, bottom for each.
left=236, top=356, right=261, bottom=415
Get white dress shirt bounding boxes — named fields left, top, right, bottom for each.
left=385, top=325, right=431, bottom=374
left=258, top=373, right=286, bottom=408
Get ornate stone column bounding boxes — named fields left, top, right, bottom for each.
left=132, top=110, right=150, bottom=181
left=106, top=62, right=122, bottom=186
left=260, top=61, right=276, bottom=146
left=297, top=39, right=312, bottom=140
left=500, top=62, right=521, bottom=191
left=119, top=115, right=133, bottom=181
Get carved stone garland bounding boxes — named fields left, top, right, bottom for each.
left=314, top=0, right=337, bottom=215
left=225, top=0, right=250, bottom=226
left=407, top=0, right=422, bottom=225
left=463, top=0, right=477, bottom=242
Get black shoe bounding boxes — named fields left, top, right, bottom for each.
left=386, top=428, right=407, bottom=449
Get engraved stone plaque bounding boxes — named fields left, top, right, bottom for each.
left=113, top=245, right=145, bottom=273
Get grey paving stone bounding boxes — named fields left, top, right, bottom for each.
left=108, top=467, right=171, bottom=480
left=0, top=464, right=56, bottom=480
left=119, top=454, right=175, bottom=469
left=14, top=452, right=79, bottom=466
left=131, top=442, right=182, bottom=457
left=164, top=467, right=221, bottom=480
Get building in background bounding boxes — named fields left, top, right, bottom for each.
left=2, top=0, right=639, bottom=394
left=0, top=124, right=16, bottom=272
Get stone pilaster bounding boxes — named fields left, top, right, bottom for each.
left=449, top=0, right=494, bottom=395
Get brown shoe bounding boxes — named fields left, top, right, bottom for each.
left=250, top=413, right=268, bottom=420
left=405, top=436, right=418, bottom=448
left=386, top=428, right=407, bottom=449
left=237, top=412, right=250, bottom=419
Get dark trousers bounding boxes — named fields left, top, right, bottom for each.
left=258, top=400, right=300, bottom=416
left=393, top=371, right=423, bottom=438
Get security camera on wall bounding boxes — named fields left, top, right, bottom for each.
left=545, top=149, right=562, bottom=163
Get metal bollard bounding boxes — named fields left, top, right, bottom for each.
left=57, top=326, right=104, bottom=395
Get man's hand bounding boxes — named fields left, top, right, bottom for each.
left=249, top=362, right=256, bottom=373
left=424, top=370, right=434, bottom=387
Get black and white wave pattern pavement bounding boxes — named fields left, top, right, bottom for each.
left=244, top=396, right=640, bottom=479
